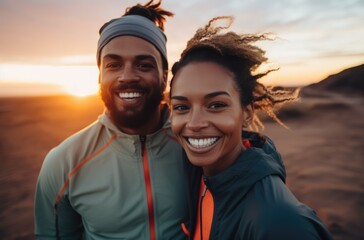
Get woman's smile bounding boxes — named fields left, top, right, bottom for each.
left=170, top=62, right=251, bottom=176
left=186, top=137, right=220, bottom=149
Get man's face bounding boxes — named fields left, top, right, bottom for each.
left=99, top=36, right=166, bottom=131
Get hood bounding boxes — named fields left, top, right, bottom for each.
left=203, top=132, right=286, bottom=202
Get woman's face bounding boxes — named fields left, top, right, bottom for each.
left=170, top=62, right=253, bottom=176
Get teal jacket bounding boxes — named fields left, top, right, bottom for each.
left=35, top=106, right=189, bottom=239
left=183, top=132, right=333, bottom=239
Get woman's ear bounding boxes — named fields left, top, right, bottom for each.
left=242, top=103, right=254, bottom=128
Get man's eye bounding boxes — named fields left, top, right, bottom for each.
left=106, top=63, right=121, bottom=69
left=137, top=63, right=154, bottom=71
left=209, top=102, right=227, bottom=109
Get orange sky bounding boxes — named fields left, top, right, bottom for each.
left=0, top=0, right=363, bottom=97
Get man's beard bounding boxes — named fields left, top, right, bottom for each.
left=100, top=83, right=164, bottom=130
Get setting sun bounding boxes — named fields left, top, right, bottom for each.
left=0, top=64, right=99, bottom=97
left=64, top=84, right=98, bottom=97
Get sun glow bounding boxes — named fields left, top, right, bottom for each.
left=0, top=64, right=99, bottom=97
left=63, top=84, right=98, bottom=97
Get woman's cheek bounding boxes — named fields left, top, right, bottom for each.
left=170, top=114, right=182, bottom=134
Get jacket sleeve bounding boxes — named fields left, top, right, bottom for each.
left=249, top=176, right=333, bottom=240
left=34, top=148, right=83, bottom=240
left=254, top=202, right=333, bottom=240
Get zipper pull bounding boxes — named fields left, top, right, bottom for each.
left=140, top=135, right=146, bottom=144
left=202, top=175, right=208, bottom=197
left=140, top=135, right=146, bottom=156
left=201, top=183, right=207, bottom=197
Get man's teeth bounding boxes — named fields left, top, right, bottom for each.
left=188, top=138, right=218, bottom=148
left=119, top=92, right=142, bottom=98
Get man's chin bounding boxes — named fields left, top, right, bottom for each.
left=102, top=92, right=163, bottom=130
left=109, top=110, right=145, bottom=129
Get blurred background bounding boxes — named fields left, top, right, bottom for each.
left=0, top=0, right=363, bottom=239
left=1, top=0, right=363, bottom=96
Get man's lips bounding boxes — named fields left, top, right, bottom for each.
left=113, top=83, right=147, bottom=100
left=118, top=92, right=143, bottom=99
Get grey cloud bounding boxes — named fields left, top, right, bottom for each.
left=1, top=0, right=364, bottom=65
left=316, top=51, right=364, bottom=59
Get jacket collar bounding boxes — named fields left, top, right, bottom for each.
left=202, top=136, right=286, bottom=202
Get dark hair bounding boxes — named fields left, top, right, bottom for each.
left=99, top=1, right=173, bottom=70
left=170, top=17, right=299, bottom=129
left=123, top=0, right=173, bottom=31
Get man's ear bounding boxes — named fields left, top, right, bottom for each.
left=161, top=70, right=168, bottom=91
left=242, top=103, right=254, bottom=128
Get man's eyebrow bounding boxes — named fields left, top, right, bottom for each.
left=102, top=54, right=157, bottom=62
left=135, top=54, right=158, bottom=63
left=171, top=91, right=230, bottom=101
left=103, top=54, right=122, bottom=61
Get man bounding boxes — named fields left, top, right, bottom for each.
left=34, top=1, right=188, bottom=239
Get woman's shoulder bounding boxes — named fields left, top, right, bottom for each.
left=240, top=175, right=333, bottom=239
left=249, top=175, right=297, bottom=204
left=248, top=201, right=333, bottom=240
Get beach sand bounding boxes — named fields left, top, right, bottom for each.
left=0, top=91, right=363, bottom=239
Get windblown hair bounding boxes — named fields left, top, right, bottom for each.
left=123, top=0, right=174, bottom=31
left=99, top=1, right=173, bottom=34
left=171, top=16, right=299, bottom=130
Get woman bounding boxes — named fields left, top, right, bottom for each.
left=169, top=17, right=333, bottom=240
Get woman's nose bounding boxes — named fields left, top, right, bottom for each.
left=186, top=109, right=209, bottom=131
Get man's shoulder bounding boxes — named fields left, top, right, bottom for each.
left=43, top=120, right=103, bottom=165
left=57, top=120, right=101, bottom=149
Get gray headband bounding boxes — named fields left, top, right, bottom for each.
left=97, top=15, right=167, bottom=66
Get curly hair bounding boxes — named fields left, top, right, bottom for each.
left=170, top=16, right=299, bottom=130
left=124, top=0, right=174, bottom=31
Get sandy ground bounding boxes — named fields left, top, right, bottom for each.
left=0, top=91, right=363, bottom=239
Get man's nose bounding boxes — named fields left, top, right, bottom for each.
left=118, top=64, right=139, bottom=82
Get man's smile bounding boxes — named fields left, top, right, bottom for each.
left=118, top=92, right=143, bottom=99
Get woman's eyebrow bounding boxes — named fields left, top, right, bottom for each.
left=171, top=91, right=230, bottom=101
left=205, top=91, right=230, bottom=99
left=170, top=96, right=187, bottom=101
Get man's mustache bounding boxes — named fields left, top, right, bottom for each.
left=113, top=83, right=148, bottom=92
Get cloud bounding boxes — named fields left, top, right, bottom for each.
left=0, top=0, right=126, bottom=62
left=0, top=0, right=363, bottom=88
left=316, top=51, right=364, bottom=59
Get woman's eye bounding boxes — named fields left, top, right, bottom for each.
left=209, top=102, right=227, bottom=109
left=173, top=105, right=189, bottom=111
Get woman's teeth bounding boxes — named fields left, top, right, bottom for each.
left=188, top=137, right=218, bottom=148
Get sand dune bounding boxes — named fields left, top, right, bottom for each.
left=0, top=91, right=363, bottom=239
left=304, top=63, right=364, bottom=95
left=262, top=90, right=364, bottom=240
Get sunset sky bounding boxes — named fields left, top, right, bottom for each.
left=0, top=0, right=363, bottom=97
